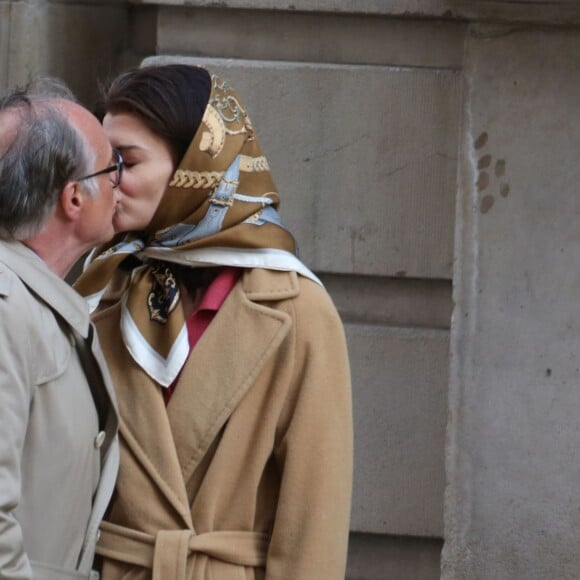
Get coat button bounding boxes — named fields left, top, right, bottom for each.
left=94, top=431, right=106, bottom=449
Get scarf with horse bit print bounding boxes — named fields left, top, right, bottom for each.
left=74, top=71, right=320, bottom=387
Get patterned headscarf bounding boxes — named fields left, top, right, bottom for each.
left=75, top=71, right=318, bottom=386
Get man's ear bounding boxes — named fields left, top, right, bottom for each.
left=60, top=181, right=84, bottom=221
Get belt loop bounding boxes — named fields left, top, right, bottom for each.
left=152, top=530, right=192, bottom=580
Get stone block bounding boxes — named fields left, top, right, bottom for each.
left=347, top=324, right=449, bottom=537
left=320, top=274, right=453, bottom=330
left=347, top=532, right=442, bottom=580
left=156, top=7, right=465, bottom=69
left=144, top=56, right=461, bottom=279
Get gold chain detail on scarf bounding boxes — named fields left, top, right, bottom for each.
left=169, top=156, right=270, bottom=189
left=239, top=155, right=270, bottom=172
left=169, top=170, right=223, bottom=189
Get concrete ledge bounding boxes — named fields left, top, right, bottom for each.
left=321, top=274, right=452, bottom=329
left=347, top=533, right=442, bottom=580
left=131, top=0, right=580, bottom=24
left=450, top=0, right=580, bottom=24
left=23, top=0, right=126, bottom=4
left=130, top=0, right=453, bottom=18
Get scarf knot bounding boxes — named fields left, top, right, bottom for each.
left=148, top=263, right=180, bottom=324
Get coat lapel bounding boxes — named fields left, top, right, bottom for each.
left=118, top=379, right=194, bottom=529
left=166, top=269, right=298, bottom=485
left=95, top=308, right=194, bottom=530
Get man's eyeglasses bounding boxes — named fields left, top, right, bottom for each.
left=78, top=148, right=123, bottom=188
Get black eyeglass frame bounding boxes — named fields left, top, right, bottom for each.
left=78, top=149, right=123, bottom=188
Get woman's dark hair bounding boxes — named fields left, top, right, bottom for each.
left=97, top=64, right=212, bottom=163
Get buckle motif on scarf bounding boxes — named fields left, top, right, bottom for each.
left=147, top=264, right=180, bottom=324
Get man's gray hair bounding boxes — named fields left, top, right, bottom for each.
left=0, top=78, right=98, bottom=240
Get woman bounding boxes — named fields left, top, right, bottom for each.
left=75, top=64, right=352, bottom=580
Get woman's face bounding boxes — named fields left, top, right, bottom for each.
left=103, top=112, right=175, bottom=233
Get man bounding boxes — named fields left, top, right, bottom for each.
left=0, top=83, right=120, bottom=579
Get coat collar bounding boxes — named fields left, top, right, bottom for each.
left=0, top=241, right=91, bottom=337
left=118, top=268, right=295, bottom=525
left=240, top=266, right=300, bottom=301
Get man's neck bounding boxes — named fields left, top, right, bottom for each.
left=22, top=235, right=81, bottom=278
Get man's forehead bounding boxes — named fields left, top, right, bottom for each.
left=59, top=101, right=112, bottom=161
left=53, top=99, right=103, bottom=138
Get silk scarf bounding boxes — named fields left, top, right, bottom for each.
left=75, top=70, right=319, bottom=386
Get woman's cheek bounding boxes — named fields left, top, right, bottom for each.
left=119, top=176, right=138, bottom=199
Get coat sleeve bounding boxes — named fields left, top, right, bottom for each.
left=0, top=286, right=34, bottom=579
left=267, top=280, right=353, bottom=580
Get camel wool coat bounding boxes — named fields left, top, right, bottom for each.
left=92, top=267, right=353, bottom=580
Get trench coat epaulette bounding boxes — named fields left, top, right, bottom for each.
left=0, top=262, right=13, bottom=297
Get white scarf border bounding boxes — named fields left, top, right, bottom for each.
left=84, top=247, right=322, bottom=387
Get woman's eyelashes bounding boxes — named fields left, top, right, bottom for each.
left=116, top=148, right=139, bottom=169
left=118, top=154, right=136, bottom=169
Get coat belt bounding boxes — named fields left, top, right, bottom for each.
left=96, top=521, right=269, bottom=580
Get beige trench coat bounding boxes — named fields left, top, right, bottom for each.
left=0, top=241, right=119, bottom=580
left=93, top=267, right=353, bottom=580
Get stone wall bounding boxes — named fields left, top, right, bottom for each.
left=1, top=1, right=459, bottom=577
left=0, top=0, right=127, bottom=104
left=444, top=16, right=580, bottom=580
left=132, top=3, right=463, bottom=577
left=5, top=0, right=580, bottom=578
